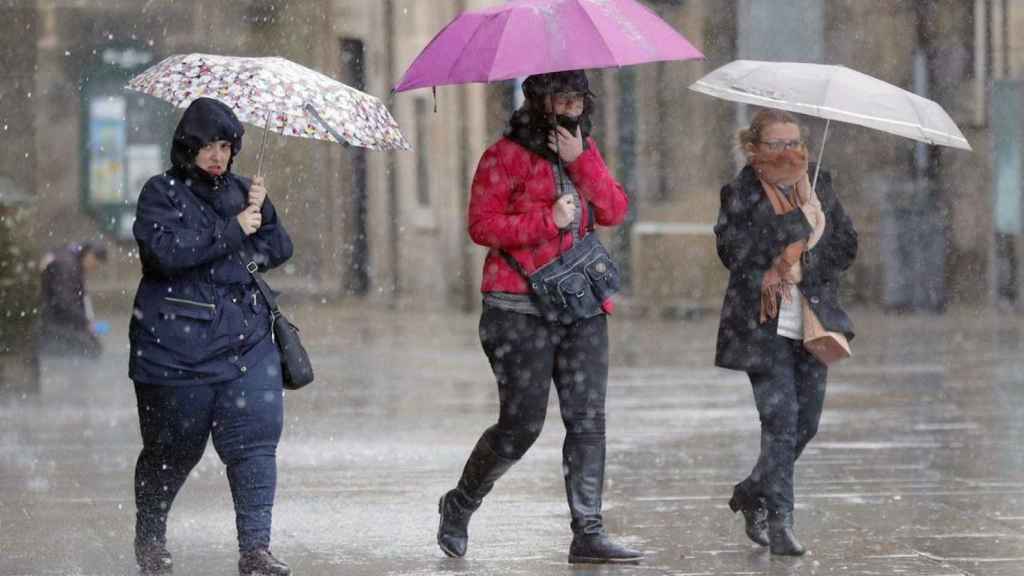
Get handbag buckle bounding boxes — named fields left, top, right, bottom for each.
left=246, top=261, right=259, bottom=274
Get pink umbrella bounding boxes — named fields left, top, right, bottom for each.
left=394, top=0, right=703, bottom=92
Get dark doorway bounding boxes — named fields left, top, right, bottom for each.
left=341, top=38, right=369, bottom=295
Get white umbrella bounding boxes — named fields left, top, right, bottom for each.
left=689, top=60, right=972, bottom=188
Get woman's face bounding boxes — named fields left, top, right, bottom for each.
left=754, top=122, right=803, bottom=155
left=544, top=92, right=586, bottom=118
left=195, top=140, right=232, bottom=176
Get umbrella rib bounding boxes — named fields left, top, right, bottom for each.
left=817, top=65, right=839, bottom=118
left=906, top=94, right=936, bottom=145
left=574, top=1, right=627, bottom=68
left=445, top=13, right=508, bottom=84
left=482, top=13, right=516, bottom=82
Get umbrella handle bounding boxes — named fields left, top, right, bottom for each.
left=812, top=119, right=830, bottom=192
left=256, top=109, right=272, bottom=178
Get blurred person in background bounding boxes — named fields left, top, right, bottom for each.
left=37, top=240, right=108, bottom=358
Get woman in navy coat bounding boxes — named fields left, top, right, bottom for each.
left=129, top=98, right=292, bottom=576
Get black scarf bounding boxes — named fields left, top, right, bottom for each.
left=505, top=103, right=592, bottom=163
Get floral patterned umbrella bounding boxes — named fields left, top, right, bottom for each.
left=127, top=53, right=410, bottom=155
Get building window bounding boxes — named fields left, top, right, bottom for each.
left=81, top=46, right=172, bottom=240
left=736, top=0, right=824, bottom=62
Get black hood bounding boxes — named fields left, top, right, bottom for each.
left=170, top=97, right=245, bottom=180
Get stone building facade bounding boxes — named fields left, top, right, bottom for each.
left=1, top=0, right=1022, bottom=320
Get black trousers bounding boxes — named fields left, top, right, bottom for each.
left=736, top=336, right=827, bottom=515
left=475, top=306, right=609, bottom=461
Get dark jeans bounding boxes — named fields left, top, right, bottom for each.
left=476, top=306, right=609, bottom=461
left=133, top=349, right=284, bottom=552
left=736, top=336, right=827, bottom=515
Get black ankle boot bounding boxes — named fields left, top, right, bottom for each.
left=569, top=533, right=643, bottom=564
left=238, top=548, right=290, bottom=576
left=437, top=437, right=516, bottom=558
left=768, top=512, right=806, bottom=556
left=135, top=541, right=173, bottom=575
left=729, top=493, right=769, bottom=547
left=563, top=436, right=642, bottom=564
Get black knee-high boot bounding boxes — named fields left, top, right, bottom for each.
left=437, top=436, right=517, bottom=558
left=563, top=434, right=642, bottom=564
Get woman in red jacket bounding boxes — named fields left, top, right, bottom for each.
left=436, top=70, right=640, bottom=564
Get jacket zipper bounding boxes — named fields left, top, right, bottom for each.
left=163, top=296, right=216, bottom=311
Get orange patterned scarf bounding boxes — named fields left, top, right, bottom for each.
left=754, top=148, right=810, bottom=324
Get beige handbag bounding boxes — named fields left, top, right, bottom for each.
left=802, top=300, right=851, bottom=365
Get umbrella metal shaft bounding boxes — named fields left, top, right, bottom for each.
left=257, top=110, right=272, bottom=178
left=812, top=119, right=830, bottom=192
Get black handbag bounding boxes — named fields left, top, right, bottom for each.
left=245, top=260, right=314, bottom=390
left=501, top=204, right=621, bottom=325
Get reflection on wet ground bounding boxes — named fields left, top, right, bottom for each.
left=1, top=304, right=1023, bottom=575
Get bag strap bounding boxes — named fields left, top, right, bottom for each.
left=241, top=251, right=281, bottom=318
left=499, top=250, right=531, bottom=281
left=500, top=201, right=597, bottom=282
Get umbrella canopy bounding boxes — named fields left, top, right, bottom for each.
left=394, top=0, right=703, bottom=92
left=128, top=53, right=410, bottom=152
left=689, top=60, right=971, bottom=151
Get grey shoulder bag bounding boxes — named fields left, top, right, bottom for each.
left=500, top=203, right=621, bottom=325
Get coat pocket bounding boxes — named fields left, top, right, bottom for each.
left=155, top=297, right=218, bottom=358
left=160, top=297, right=216, bottom=321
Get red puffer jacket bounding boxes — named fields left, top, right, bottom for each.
left=468, top=136, right=628, bottom=294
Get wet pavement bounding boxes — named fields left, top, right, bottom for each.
left=2, top=303, right=1024, bottom=575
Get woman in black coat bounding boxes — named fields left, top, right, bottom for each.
left=714, top=109, right=857, bottom=556
left=129, top=98, right=293, bottom=576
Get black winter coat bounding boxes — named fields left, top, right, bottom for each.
left=129, top=98, right=293, bottom=386
left=714, top=165, right=857, bottom=373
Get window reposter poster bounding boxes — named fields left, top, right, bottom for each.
left=126, top=144, right=162, bottom=203
left=88, top=96, right=127, bottom=204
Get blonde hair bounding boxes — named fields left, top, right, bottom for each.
left=737, top=107, right=806, bottom=155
